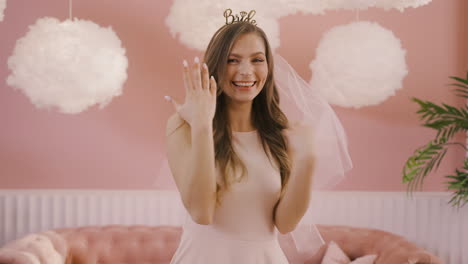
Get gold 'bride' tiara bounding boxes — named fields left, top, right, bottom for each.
left=223, top=8, right=257, bottom=26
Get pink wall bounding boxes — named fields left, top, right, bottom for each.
left=0, top=0, right=466, bottom=191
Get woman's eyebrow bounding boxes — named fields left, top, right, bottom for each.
left=229, top=52, right=266, bottom=57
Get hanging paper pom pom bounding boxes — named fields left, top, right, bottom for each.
left=324, top=0, right=378, bottom=10
left=376, top=0, right=433, bottom=11
left=7, top=17, right=128, bottom=114
left=165, top=0, right=281, bottom=51
left=274, top=0, right=356, bottom=14
left=0, top=0, right=6, bottom=22
left=166, top=0, right=433, bottom=51
left=310, top=21, right=408, bottom=108
left=274, top=0, right=327, bottom=15
left=280, top=0, right=432, bottom=13
left=322, top=0, right=433, bottom=11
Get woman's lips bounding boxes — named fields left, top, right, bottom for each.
left=232, top=81, right=256, bottom=90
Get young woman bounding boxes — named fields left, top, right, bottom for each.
left=165, top=21, right=320, bottom=263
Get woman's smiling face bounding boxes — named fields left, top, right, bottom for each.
left=221, top=33, right=269, bottom=104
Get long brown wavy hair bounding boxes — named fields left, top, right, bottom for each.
left=203, top=22, right=291, bottom=205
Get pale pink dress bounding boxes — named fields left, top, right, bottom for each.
left=170, top=130, right=289, bottom=264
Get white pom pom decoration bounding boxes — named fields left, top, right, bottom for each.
left=165, top=0, right=282, bottom=51
left=0, top=0, right=6, bottom=22
left=7, top=17, right=128, bottom=114
left=310, top=21, right=408, bottom=108
left=285, top=0, right=432, bottom=12
left=274, top=0, right=327, bottom=15
left=166, top=0, right=433, bottom=51
left=376, top=0, right=433, bottom=12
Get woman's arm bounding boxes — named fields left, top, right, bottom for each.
left=165, top=59, right=218, bottom=225
left=274, top=124, right=315, bottom=234
left=166, top=113, right=217, bottom=225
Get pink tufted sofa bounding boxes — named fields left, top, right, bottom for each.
left=0, top=225, right=443, bottom=264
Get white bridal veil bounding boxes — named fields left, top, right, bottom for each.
left=274, top=53, right=353, bottom=255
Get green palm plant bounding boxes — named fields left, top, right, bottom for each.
left=403, top=72, right=468, bottom=208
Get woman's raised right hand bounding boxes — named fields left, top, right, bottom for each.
left=165, top=57, right=217, bottom=128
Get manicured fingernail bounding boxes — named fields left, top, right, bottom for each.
left=194, top=57, right=199, bottom=64
left=203, top=63, right=208, bottom=70
left=210, top=76, right=214, bottom=81
left=182, top=60, right=188, bottom=67
left=164, top=96, right=172, bottom=102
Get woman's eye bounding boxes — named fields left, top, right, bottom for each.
left=227, top=59, right=238, bottom=63
left=253, top=58, right=265, bottom=63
